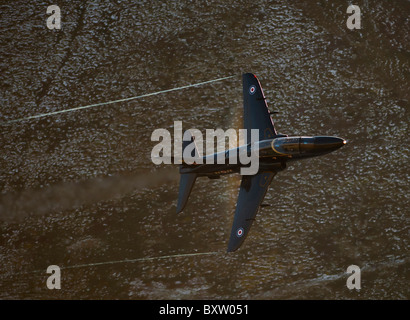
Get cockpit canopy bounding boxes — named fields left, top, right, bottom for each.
left=255, top=136, right=315, bottom=157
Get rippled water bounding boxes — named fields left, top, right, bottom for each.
left=0, top=0, right=408, bottom=299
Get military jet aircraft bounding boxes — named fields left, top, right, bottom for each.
left=176, top=73, right=346, bottom=252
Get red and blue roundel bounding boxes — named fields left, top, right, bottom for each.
left=236, top=227, right=244, bottom=237
left=249, top=85, right=256, bottom=95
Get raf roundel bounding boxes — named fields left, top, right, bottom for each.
left=236, top=227, right=244, bottom=237
left=249, top=85, right=256, bottom=95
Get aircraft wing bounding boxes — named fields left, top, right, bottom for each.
left=227, top=171, right=276, bottom=252
left=243, top=73, right=277, bottom=142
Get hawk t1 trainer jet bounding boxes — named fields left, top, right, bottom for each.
left=176, top=73, right=346, bottom=252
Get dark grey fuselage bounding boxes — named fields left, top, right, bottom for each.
left=180, top=135, right=346, bottom=177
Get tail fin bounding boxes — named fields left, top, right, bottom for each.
left=176, top=131, right=199, bottom=213
left=176, top=173, right=197, bottom=213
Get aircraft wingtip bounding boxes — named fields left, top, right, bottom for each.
left=226, top=242, right=239, bottom=253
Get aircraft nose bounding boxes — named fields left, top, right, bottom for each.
left=314, top=136, right=345, bottom=146
left=313, top=136, right=346, bottom=153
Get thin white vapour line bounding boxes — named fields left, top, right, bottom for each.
left=63, top=251, right=219, bottom=270
left=3, top=251, right=220, bottom=277
left=3, top=75, right=235, bottom=125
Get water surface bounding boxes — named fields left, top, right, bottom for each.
left=0, top=0, right=408, bottom=299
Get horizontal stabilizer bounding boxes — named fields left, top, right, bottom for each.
left=176, top=173, right=197, bottom=213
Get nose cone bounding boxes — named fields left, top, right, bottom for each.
left=313, top=136, right=346, bottom=153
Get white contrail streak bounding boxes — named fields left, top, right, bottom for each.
left=3, top=75, right=235, bottom=124
left=62, top=251, right=219, bottom=271
left=5, top=251, right=220, bottom=276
